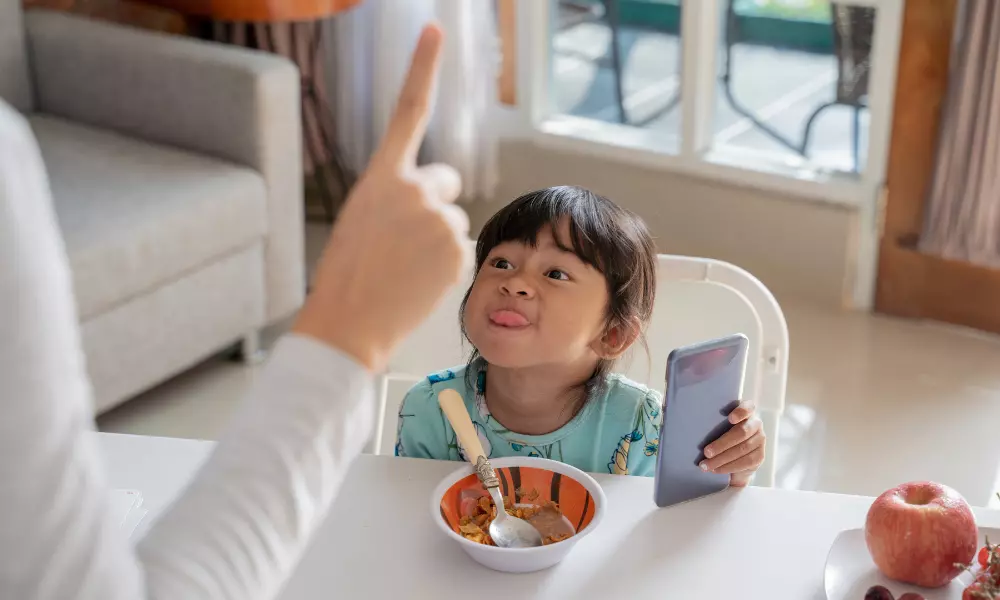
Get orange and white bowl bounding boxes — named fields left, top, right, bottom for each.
left=431, top=456, right=607, bottom=573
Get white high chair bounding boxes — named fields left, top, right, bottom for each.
left=368, top=252, right=789, bottom=488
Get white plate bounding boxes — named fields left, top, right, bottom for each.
left=825, top=527, right=1000, bottom=599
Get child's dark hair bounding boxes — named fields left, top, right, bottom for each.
left=459, top=185, right=657, bottom=395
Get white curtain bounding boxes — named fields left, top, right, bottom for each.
left=327, top=0, right=500, bottom=202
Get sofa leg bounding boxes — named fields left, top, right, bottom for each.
left=238, top=331, right=267, bottom=365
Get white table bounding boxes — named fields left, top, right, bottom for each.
left=97, top=432, right=1000, bottom=599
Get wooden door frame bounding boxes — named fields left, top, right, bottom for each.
left=876, top=0, right=1000, bottom=335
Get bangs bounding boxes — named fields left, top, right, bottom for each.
left=474, top=186, right=617, bottom=273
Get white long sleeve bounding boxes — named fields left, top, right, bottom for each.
left=0, top=100, right=374, bottom=599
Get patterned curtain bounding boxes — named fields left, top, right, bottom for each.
left=213, top=21, right=352, bottom=220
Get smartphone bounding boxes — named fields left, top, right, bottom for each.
left=654, top=334, right=749, bottom=508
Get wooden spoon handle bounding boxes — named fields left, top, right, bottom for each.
left=437, top=389, right=487, bottom=465
left=438, top=390, right=500, bottom=490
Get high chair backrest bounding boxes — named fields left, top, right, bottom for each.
left=376, top=250, right=789, bottom=487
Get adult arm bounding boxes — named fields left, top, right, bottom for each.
left=0, top=85, right=373, bottom=600
left=0, top=23, right=468, bottom=600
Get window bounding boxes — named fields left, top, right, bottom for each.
left=551, top=0, right=684, bottom=154
left=714, top=1, right=876, bottom=174
left=530, top=0, right=903, bottom=203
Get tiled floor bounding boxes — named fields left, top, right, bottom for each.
left=775, top=306, right=1000, bottom=508
left=98, top=286, right=1000, bottom=508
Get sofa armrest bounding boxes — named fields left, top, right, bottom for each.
left=26, top=9, right=305, bottom=321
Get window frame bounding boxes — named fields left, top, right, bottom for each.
left=504, top=0, right=905, bottom=308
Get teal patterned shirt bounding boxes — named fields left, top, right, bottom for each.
left=395, top=361, right=663, bottom=476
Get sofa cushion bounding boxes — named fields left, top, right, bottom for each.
left=0, top=3, right=32, bottom=111
left=30, top=115, right=268, bottom=320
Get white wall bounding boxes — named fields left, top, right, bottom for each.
left=463, top=139, right=855, bottom=307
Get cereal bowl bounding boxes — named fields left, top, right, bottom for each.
left=431, top=456, right=606, bottom=573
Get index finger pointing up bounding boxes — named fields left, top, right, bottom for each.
left=374, top=23, right=445, bottom=168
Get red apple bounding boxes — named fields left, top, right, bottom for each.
left=865, top=481, right=978, bottom=588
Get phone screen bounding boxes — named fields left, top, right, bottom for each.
left=654, top=335, right=748, bottom=508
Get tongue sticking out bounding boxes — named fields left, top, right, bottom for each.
left=490, top=310, right=529, bottom=327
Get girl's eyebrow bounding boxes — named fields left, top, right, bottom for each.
left=553, top=241, right=576, bottom=256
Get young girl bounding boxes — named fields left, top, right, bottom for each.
left=395, top=186, right=765, bottom=482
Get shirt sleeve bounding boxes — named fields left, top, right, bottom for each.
left=0, top=102, right=375, bottom=600
left=626, top=390, right=663, bottom=478
left=394, top=379, right=453, bottom=460
left=0, top=100, right=143, bottom=600
left=137, top=334, right=375, bottom=599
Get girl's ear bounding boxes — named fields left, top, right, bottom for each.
left=591, top=317, right=642, bottom=360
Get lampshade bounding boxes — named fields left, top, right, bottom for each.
left=140, top=0, right=364, bottom=23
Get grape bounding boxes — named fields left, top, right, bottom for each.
left=897, top=593, right=926, bottom=600
left=864, top=586, right=895, bottom=600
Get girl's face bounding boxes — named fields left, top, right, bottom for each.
left=464, top=220, right=611, bottom=370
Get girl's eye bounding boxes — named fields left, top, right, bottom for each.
left=546, top=269, right=569, bottom=281
left=492, top=258, right=513, bottom=270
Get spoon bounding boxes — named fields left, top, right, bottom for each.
left=438, top=389, right=543, bottom=548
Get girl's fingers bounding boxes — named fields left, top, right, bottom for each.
left=700, top=430, right=766, bottom=473
left=703, top=416, right=762, bottom=460
left=730, top=471, right=755, bottom=487
left=728, top=400, right=756, bottom=424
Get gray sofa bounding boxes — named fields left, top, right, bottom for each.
left=1, top=6, right=305, bottom=413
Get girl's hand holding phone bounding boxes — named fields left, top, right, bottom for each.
left=699, top=401, right=766, bottom=487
